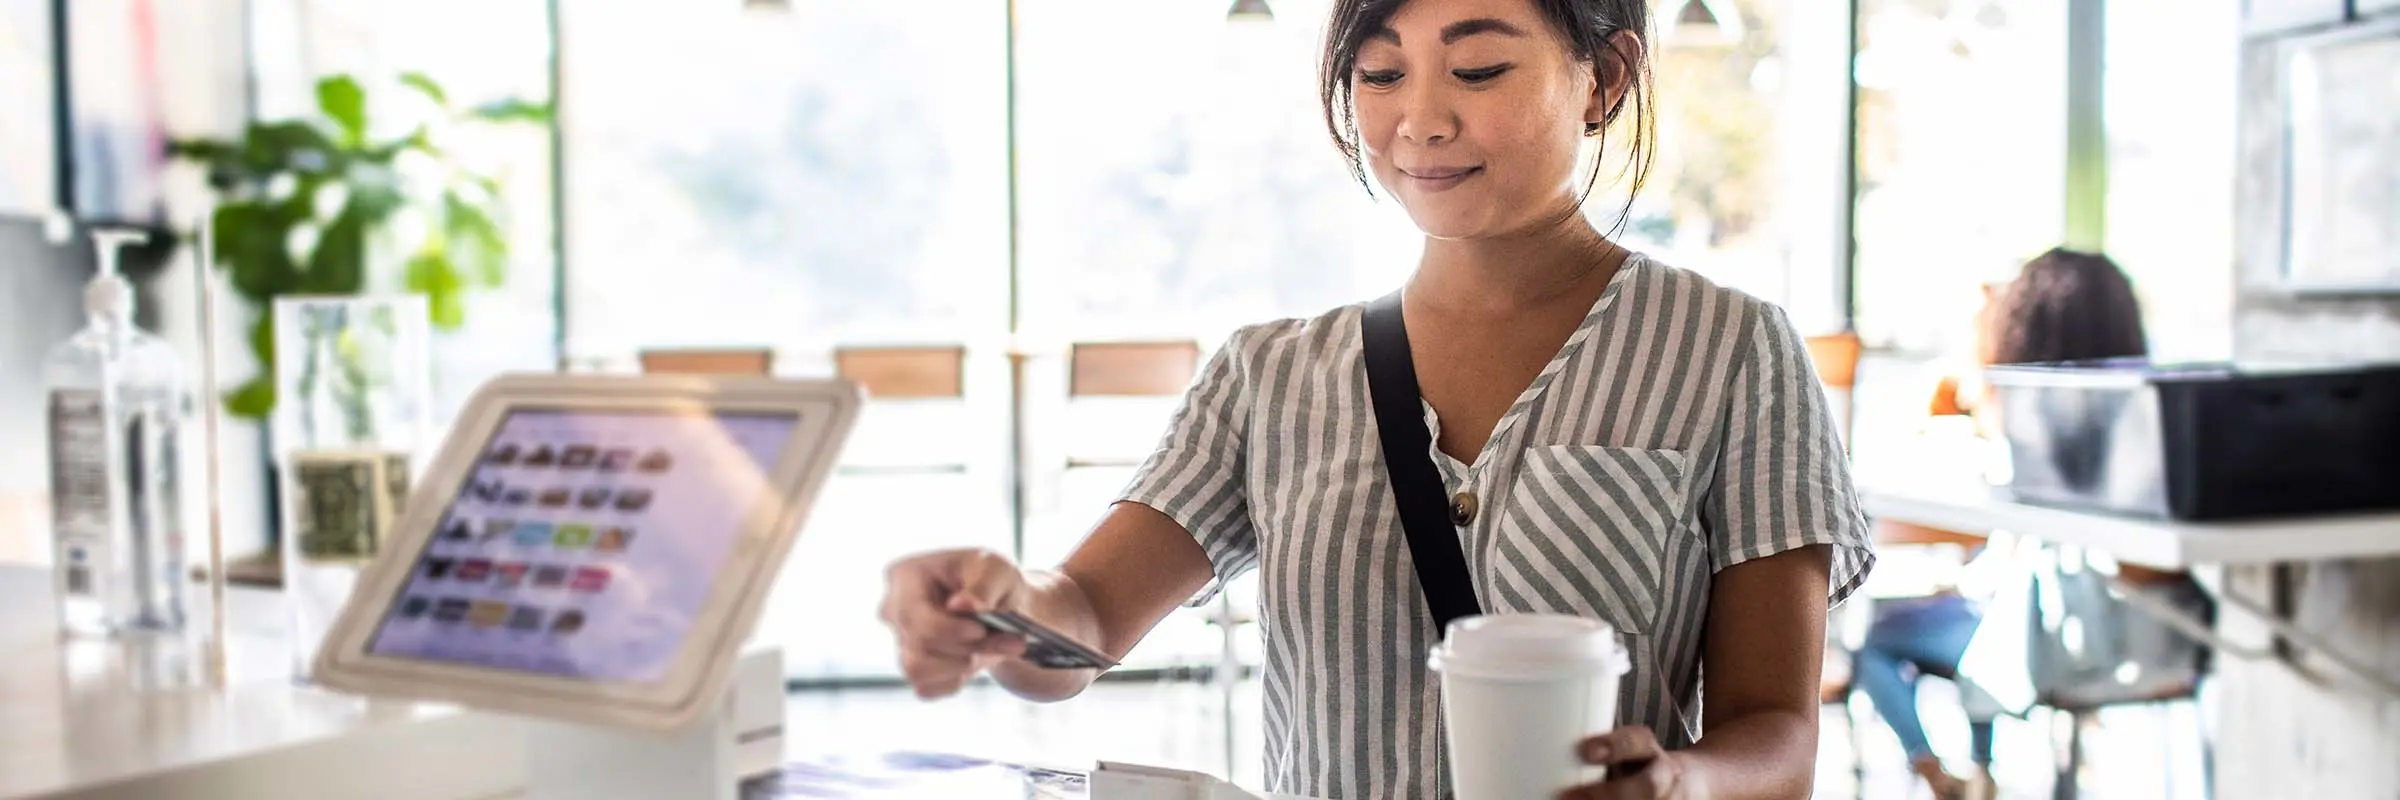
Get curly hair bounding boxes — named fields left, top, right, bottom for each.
left=1985, top=248, right=2149, bottom=365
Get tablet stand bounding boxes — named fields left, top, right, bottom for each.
left=525, top=646, right=785, bottom=800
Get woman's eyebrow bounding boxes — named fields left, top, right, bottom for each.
left=1367, top=17, right=1530, bottom=46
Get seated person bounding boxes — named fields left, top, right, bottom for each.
left=1858, top=248, right=2150, bottom=800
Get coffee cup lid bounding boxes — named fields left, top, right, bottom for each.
left=1427, top=614, right=1630, bottom=681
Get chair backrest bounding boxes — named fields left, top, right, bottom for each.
left=1803, top=331, right=1862, bottom=450
left=1061, top=340, right=1200, bottom=470
left=638, top=348, right=774, bottom=376
left=833, top=345, right=968, bottom=400
left=1067, top=340, right=1200, bottom=398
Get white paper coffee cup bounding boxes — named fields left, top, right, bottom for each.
left=1429, top=614, right=1631, bottom=800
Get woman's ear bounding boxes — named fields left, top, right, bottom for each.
left=1587, top=29, right=1646, bottom=131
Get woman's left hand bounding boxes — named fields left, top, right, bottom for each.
left=1558, top=725, right=1706, bottom=799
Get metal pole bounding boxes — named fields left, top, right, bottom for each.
left=1004, top=0, right=1027, bottom=562
left=2064, top=0, right=2109, bottom=251
left=50, top=0, right=74, bottom=213
left=546, top=0, right=571, bottom=372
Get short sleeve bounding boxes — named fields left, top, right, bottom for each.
left=1702, top=303, right=1876, bottom=606
left=1117, top=332, right=1261, bottom=607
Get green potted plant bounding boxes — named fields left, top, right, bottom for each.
left=169, top=73, right=549, bottom=419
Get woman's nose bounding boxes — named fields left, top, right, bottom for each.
left=1393, top=81, right=1457, bottom=146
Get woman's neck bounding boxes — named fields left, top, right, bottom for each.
left=1409, top=211, right=1623, bottom=317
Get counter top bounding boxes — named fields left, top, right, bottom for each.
left=1859, top=474, right=2400, bottom=569
left=0, top=564, right=523, bottom=800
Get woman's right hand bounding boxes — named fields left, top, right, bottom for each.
left=879, top=548, right=1031, bottom=699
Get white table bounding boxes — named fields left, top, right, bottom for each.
left=1859, top=472, right=2400, bottom=570
left=0, top=565, right=526, bottom=800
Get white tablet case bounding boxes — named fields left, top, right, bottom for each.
left=312, top=374, right=859, bottom=732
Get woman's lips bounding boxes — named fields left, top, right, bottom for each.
left=1401, top=166, right=1483, bottom=191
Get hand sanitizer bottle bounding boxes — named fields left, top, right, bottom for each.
left=45, top=229, right=194, bottom=638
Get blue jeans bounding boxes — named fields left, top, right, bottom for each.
left=1855, top=593, right=1994, bottom=765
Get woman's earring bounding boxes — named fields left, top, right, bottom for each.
left=1583, top=121, right=1602, bottom=137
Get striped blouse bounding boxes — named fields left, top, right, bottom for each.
left=1119, top=254, right=1875, bottom=799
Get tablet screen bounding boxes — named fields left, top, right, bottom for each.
left=367, top=407, right=801, bottom=683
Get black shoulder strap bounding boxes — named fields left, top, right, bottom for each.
left=1360, top=291, right=1484, bottom=635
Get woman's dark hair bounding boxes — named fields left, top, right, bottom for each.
left=1317, top=0, right=1656, bottom=229
left=1986, top=248, right=2149, bottom=365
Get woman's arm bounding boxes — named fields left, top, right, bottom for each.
left=986, top=502, right=1219, bottom=701
left=1571, top=545, right=1833, bottom=799
left=1680, top=544, right=1834, bottom=797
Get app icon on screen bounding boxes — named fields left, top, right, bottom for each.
left=508, top=606, right=547, bottom=631
left=599, top=448, right=635, bottom=473
left=469, top=480, right=506, bottom=503
left=538, top=488, right=572, bottom=508
left=570, top=567, right=612, bottom=593
left=457, top=559, right=494, bottom=582
left=551, top=610, right=586, bottom=636
left=503, top=487, right=533, bottom=506
left=441, top=519, right=475, bottom=541
left=468, top=601, right=511, bottom=629
left=613, top=488, right=655, bottom=512
left=637, top=450, right=674, bottom=474
left=561, top=445, right=598, bottom=470
left=578, top=487, right=612, bottom=510
left=514, top=522, right=555, bottom=547
left=434, top=598, right=472, bottom=624
left=484, top=519, right=517, bottom=540
left=399, top=596, right=432, bottom=619
left=555, top=525, right=595, bottom=549
left=426, top=558, right=457, bottom=580
left=489, top=444, right=522, bottom=465
left=595, top=527, right=634, bottom=553
left=524, top=446, right=558, bottom=468
left=533, top=565, right=569, bottom=588
left=495, top=562, right=530, bottom=588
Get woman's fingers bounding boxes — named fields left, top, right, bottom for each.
left=1562, top=726, right=1682, bottom=800
left=1578, top=725, right=1664, bottom=767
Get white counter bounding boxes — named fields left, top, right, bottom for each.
left=0, top=565, right=525, bottom=800
left=1860, top=474, right=2400, bottom=569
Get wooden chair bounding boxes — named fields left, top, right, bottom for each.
left=1063, top=340, right=1200, bottom=469
left=1805, top=331, right=1863, bottom=451
left=637, top=347, right=775, bottom=376
left=832, top=345, right=971, bottom=477
left=834, top=345, right=967, bottom=400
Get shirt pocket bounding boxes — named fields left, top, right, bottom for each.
left=1484, top=445, right=1690, bottom=635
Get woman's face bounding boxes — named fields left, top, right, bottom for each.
left=1351, top=0, right=1615, bottom=240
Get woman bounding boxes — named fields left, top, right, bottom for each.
left=1857, top=248, right=2151, bottom=800
left=880, top=1, right=1873, bottom=797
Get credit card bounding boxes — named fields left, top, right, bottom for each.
left=968, top=609, right=1119, bottom=670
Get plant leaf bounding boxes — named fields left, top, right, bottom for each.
left=407, top=251, right=470, bottom=330
left=224, top=316, right=279, bottom=419
left=225, top=376, right=276, bottom=420
left=301, top=202, right=369, bottom=294
left=466, top=98, right=553, bottom=125
left=442, top=190, right=510, bottom=287
left=399, top=72, right=449, bottom=108
left=214, top=202, right=304, bottom=298
left=317, top=76, right=368, bottom=146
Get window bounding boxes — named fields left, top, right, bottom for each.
left=1851, top=0, right=2068, bottom=356
left=2104, top=0, right=2237, bottom=363
left=558, top=1, right=1012, bottom=680
left=1632, top=0, right=1849, bottom=333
